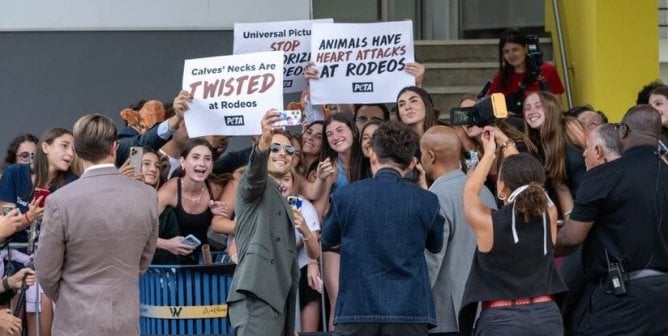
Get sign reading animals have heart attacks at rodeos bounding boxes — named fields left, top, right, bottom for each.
left=309, top=21, right=415, bottom=104
left=233, top=18, right=333, bottom=94
left=182, top=51, right=283, bottom=137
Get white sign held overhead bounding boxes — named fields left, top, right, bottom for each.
left=309, top=21, right=415, bottom=104
left=182, top=51, right=284, bottom=137
left=234, top=19, right=333, bottom=93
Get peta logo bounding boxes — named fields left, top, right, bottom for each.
left=352, top=82, right=374, bottom=93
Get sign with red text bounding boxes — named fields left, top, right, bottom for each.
left=233, top=19, right=333, bottom=94
left=182, top=51, right=283, bottom=136
left=309, top=21, right=415, bottom=104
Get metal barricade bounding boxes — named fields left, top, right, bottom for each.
left=139, top=263, right=235, bottom=336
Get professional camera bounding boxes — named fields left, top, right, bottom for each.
left=526, top=35, right=549, bottom=91
left=449, top=93, right=508, bottom=127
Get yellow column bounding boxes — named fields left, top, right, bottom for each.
left=546, top=0, right=658, bottom=121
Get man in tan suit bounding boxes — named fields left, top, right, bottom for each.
left=35, top=114, right=159, bottom=336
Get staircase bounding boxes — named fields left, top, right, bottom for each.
left=415, top=38, right=554, bottom=113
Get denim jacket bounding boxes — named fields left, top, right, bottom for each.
left=322, top=168, right=444, bottom=326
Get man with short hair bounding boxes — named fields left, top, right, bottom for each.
left=227, top=109, right=310, bottom=336
left=322, top=121, right=444, bottom=336
left=35, top=114, right=158, bottom=336
left=420, top=126, right=496, bottom=336
left=353, top=104, right=390, bottom=134
left=557, top=105, right=668, bottom=335
left=583, top=123, right=621, bottom=171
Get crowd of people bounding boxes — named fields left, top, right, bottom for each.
left=0, top=27, right=666, bottom=336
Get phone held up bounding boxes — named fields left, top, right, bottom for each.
left=129, top=146, right=144, bottom=176
left=2, top=204, right=16, bottom=216
left=34, top=188, right=50, bottom=208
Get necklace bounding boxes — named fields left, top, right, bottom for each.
left=182, top=180, right=205, bottom=203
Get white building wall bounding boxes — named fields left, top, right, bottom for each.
left=0, top=0, right=311, bottom=30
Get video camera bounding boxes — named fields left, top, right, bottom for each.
left=526, top=35, right=549, bottom=91
left=449, top=93, right=509, bottom=127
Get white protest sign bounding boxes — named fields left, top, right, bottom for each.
left=234, top=19, right=333, bottom=94
left=309, top=21, right=415, bottom=104
left=182, top=51, right=283, bottom=137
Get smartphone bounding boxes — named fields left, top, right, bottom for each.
left=129, top=146, right=144, bottom=175
left=276, top=110, right=302, bottom=127
left=2, top=204, right=16, bottom=216
left=180, top=234, right=202, bottom=249
left=34, top=188, right=50, bottom=208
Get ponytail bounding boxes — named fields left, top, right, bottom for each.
left=514, top=182, right=548, bottom=222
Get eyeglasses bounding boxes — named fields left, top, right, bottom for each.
left=270, top=143, right=296, bottom=156
left=17, top=151, right=34, bottom=160
left=355, top=116, right=384, bottom=124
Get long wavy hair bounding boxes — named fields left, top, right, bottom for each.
left=317, top=113, right=364, bottom=183
left=33, top=128, right=75, bottom=191
left=524, top=92, right=569, bottom=184
left=395, top=86, right=438, bottom=133
left=497, top=28, right=540, bottom=90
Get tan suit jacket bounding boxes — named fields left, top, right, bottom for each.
left=35, top=165, right=158, bottom=336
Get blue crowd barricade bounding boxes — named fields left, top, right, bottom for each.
left=139, top=263, right=236, bottom=336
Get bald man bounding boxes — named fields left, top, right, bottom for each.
left=420, top=126, right=496, bottom=336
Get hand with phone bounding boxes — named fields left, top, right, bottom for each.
left=159, top=236, right=195, bottom=256
left=0, top=205, right=22, bottom=239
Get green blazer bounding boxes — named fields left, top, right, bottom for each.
left=227, top=145, right=300, bottom=333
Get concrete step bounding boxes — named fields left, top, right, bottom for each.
left=414, top=38, right=554, bottom=63
left=422, top=62, right=497, bottom=87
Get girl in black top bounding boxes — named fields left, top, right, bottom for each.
left=157, top=138, right=231, bottom=263
left=461, top=129, right=566, bottom=335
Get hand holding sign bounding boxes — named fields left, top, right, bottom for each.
left=182, top=51, right=284, bottom=137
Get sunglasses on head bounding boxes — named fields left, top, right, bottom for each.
left=270, top=143, right=295, bottom=156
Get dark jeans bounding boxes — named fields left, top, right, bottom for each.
left=334, top=323, right=429, bottom=336
left=571, top=275, right=668, bottom=336
left=474, top=301, right=563, bottom=336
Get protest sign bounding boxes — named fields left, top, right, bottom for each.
left=182, top=51, right=283, bottom=137
left=309, top=21, right=415, bottom=104
left=234, top=19, right=333, bottom=94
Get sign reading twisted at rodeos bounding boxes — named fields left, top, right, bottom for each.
left=233, top=19, right=333, bottom=94
left=182, top=51, right=283, bottom=137
left=309, top=20, right=416, bottom=104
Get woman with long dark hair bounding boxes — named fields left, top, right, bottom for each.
left=489, top=28, right=564, bottom=114
left=0, top=127, right=78, bottom=336
left=1, top=133, right=39, bottom=175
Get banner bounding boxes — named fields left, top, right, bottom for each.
left=234, top=19, right=333, bottom=94
left=309, top=21, right=415, bottom=104
left=182, top=51, right=283, bottom=136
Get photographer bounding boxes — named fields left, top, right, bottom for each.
left=488, top=28, right=564, bottom=114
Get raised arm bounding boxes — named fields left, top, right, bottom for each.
left=238, top=109, right=280, bottom=203
left=462, top=128, right=497, bottom=252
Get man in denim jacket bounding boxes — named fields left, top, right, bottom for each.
left=322, top=121, right=444, bottom=336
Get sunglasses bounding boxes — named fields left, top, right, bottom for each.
left=270, top=143, right=295, bottom=156
left=355, top=116, right=384, bottom=124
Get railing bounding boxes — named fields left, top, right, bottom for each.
left=550, top=0, right=574, bottom=109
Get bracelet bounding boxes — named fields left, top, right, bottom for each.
left=498, top=139, right=516, bottom=153
left=301, top=232, right=312, bottom=241
left=23, top=212, right=32, bottom=223
left=2, top=277, right=9, bottom=292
